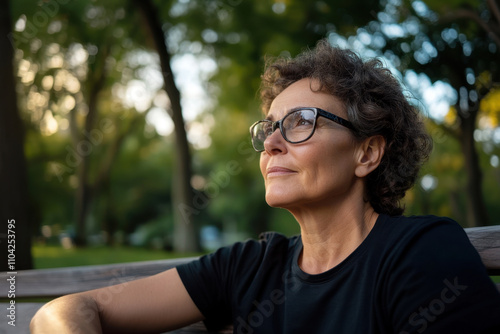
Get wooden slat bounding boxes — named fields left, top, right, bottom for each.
left=6, top=257, right=196, bottom=298
left=464, top=226, right=500, bottom=275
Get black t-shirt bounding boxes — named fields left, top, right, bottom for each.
left=176, top=215, right=500, bottom=333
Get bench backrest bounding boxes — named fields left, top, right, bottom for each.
left=1, top=226, right=499, bottom=333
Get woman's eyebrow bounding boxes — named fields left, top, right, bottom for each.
left=265, top=107, right=309, bottom=121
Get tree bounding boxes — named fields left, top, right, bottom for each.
left=365, top=0, right=500, bottom=226
left=62, top=1, right=139, bottom=246
left=133, top=0, right=199, bottom=252
left=9, top=0, right=170, bottom=248
left=0, top=0, right=33, bottom=270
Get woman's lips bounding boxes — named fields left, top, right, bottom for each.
left=266, top=166, right=296, bottom=177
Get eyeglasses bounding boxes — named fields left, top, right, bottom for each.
left=249, top=107, right=354, bottom=152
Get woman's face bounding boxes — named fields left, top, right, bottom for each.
left=259, top=78, right=360, bottom=211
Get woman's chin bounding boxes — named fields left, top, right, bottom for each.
left=265, top=193, right=298, bottom=209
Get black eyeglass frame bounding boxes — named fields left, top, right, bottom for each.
left=249, top=107, right=355, bottom=152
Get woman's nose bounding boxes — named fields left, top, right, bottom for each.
left=263, top=127, right=287, bottom=154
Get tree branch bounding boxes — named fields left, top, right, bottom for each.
left=440, top=8, right=500, bottom=47
left=487, top=0, right=500, bottom=28
left=92, top=115, right=140, bottom=195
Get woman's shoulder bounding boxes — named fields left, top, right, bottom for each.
left=372, top=214, right=475, bottom=262
left=378, top=214, right=465, bottom=239
left=374, top=214, right=484, bottom=273
left=382, top=213, right=459, bottom=226
left=376, top=215, right=500, bottom=333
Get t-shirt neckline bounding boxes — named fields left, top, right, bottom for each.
left=291, top=213, right=388, bottom=283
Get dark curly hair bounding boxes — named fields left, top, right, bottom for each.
left=260, top=39, right=432, bottom=216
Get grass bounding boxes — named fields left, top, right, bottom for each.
left=32, top=243, right=204, bottom=269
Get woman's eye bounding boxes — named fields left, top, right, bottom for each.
left=295, top=117, right=313, bottom=126
left=263, top=125, right=274, bottom=136
left=284, top=110, right=315, bottom=130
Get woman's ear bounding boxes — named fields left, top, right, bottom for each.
left=355, top=135, right=385, bottom=178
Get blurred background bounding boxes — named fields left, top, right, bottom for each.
left=1, top=0, right=499, bottom=270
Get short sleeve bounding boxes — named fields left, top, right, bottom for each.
left=176, top=248, right=232, bottom=329
left=176, top=236, right=278, bottom=330
left=384, top=218, right=500, bottom=334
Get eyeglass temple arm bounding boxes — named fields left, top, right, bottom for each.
left=316, top=108, right=355, bottom=130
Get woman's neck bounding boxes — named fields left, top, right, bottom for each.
left=294, top=201, right=379, bottom=275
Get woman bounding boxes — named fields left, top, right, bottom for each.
left=31, top=40, right=500, bottom=333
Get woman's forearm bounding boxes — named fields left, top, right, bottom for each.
left=30, top=293, right=103, bottom=334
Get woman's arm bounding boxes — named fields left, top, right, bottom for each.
left=30, top=268, right=205, bottom=334
left=30, top=293, right=103, bottom=334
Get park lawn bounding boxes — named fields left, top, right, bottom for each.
left=32, top=244, right=204, bottom=269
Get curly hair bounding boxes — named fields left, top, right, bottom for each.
left=260, top=39, right=432, bottom=216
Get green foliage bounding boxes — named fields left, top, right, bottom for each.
left=404, top=119, right=468, bottom=220
left=11, top=0, right=184, bottom=248
left=8, top=0, right=500, bottom=263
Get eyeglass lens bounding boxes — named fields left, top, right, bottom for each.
left=251, top=109, right=316, bottom=151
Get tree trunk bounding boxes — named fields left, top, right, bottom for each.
left=457, top=106, right=489, bottom=227
left=134, top=0, right=199, bottom=252
left=0, top=0, right=33, bottom=270
left=449, top=190, right=464, bottom=222
left=95, top=116, right=140, bottom=245
left=73, top=45, right=110, bottom=247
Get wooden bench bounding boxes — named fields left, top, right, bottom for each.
left=1, top=226, right=499, bottom=333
